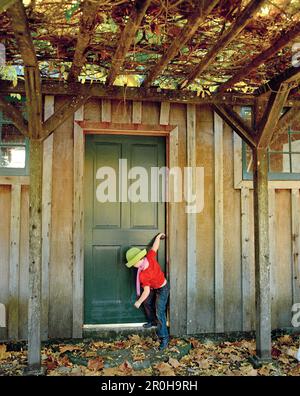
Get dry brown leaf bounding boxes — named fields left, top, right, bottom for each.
left=240, top=365, right=258, bottom=376
left=87, top=357, right=104, bottom=371
left=59, top=344, right=81, bottom=354
left=168, top=357, right=180, bottom=368
left=258, top=365, right=273, bottom=376
left=102, top=367, right=120, bottom=376
left=0, top=344, right=9, bottom=360
left=197, top=359, right=210, bottom=369
left=156, top=362, right=175, bottom=376
left=118, top=360, right=133, bottom=373
left=277, top=335, right=293, bottom=344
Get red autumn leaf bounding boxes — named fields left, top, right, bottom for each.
left=87, top=357, right=104, bottom=371
left=45, top=356, right=58, bottom=371
left=271, top=347, right=281, bottom=358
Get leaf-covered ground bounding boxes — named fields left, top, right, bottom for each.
left=0, top=334, right=299, bottom=376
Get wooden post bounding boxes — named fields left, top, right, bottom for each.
left=252, top=147, right=271, bottom=360
left=186, top=104, right=197, bottom=334
left=28, top=139, right=43, bottom=370
left=73, top=106, right=84, bottom=338
left=214, top=111, right=224, bottom=332
left=8, top=184, right=21, bottom=340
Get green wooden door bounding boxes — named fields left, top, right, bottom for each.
left=84, top=134, right=166, bottom=324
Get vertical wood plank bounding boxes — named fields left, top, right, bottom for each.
left=214, top=111, right=224, bottom=332
left=73, top=105, right=84, bottom=338
left=160, top=102, right=170, bottom=125
left=132, top=101, right=142, bottom=124
left=268, top=188, right=277, bottom=328
left=291, top=189, right=300, bottom=305
left=8, top=184, right=21, bottom=340
left=186, top=104, right=197, bottom=334
left=233, top=133, right=243, bottom=188
left=0, top=186, right=11, bottom=340
left=101, top=99, right=111, bottom=122
left=41, top=95, right=54, bottom=341
left=169, top=125, right=180, bottom=335
left=241, top=186, right=251, bottom=331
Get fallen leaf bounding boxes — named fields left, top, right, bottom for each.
left=59, top=345, right=81, bottom=354
left=102, top=367, right=120, bottom=376
left=197, top=359, right=210, bottom=369
left=0, top=344, right=9, bottom=360
left=169, top=357, right=180, bottom=368
left=87, top=357, right=104, bottom=371
left=156, top=362, right=175, bottom=376
left=240, top=365, right=258, bottom=376
left=119, top=360, right=133, bottom=373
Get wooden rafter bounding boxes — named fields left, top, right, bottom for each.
left=271, top=106, right=300, bottom=145
left=181, top=0, right=266, bottom=89
left=0, top=96, right=29, bottom=137
left=217, top=21, right=300, bottom=93
left=67, top=0, right=99, bottom=83
left=106, top=0, right=151, bottom=86
left=255, top=66, right=300, bottom=96
left=213, top=103, right=256, bottom=148
left=142, top=0, right=219, bottom=88
left=257, top=82, right=292, bottom=148
left=41, top=94, right=90, bottom=141
left=6, top=0, right=42, bottom=138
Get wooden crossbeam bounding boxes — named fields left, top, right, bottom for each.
left=271, top=106, right=300, bottom=145
left=255, top=66, right=300, bottom=96
left=213, top=103, right=256, bottom=148
left=218, top=21, right=300, bottom=93
left=7, top=0, right=42, bottom=138
left=142, top=0, right=219, bottom=88
left=257, top=82, right=292, bottom=148
left=0, top=96, right=29, bottom=137
left=67, top=0, right=99, bottom=82
left=181, top=0, right=265, bottom=89
left=106, top=0, right=151, bottom=86
left=41, top=94, right=90, bottom=141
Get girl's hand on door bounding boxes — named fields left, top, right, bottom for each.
left=134, top=301, right=141, bottom=309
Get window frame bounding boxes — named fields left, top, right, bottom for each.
left=241, top=107, right=300, bottom=181
left=0, top=96, right=29, bottom=176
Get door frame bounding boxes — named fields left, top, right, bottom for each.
left=72, top=109, right=179, bottom=337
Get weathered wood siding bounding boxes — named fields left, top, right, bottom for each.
left=0, top=98, right=299, bottom=340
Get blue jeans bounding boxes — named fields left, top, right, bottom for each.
left=143, top=282, right=169, bottom=339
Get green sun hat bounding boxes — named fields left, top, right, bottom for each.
left=125, top=247, right=147, bottom=268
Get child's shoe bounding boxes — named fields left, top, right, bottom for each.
left=159, top=337, right=169, bottom=351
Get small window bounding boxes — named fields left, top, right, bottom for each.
left=0, top=95, right=29, bottom=176
left=241, top=106, right=300, bottom=180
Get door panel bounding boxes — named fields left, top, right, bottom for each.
left=84, top=134, right=166, bottom=324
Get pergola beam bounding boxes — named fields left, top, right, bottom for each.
left=105, top=0, right=151, bottom=86
left=271, top=106, right=300, bottom=145
left=217, top=21, right=300, bottom=93
left=7, top=0, right=43, bottom=139
left=181, top=0, right=265, bottom=89
left=142, top=0, right=219, bottom=88
left=213, top=103, right=256, bottom=148
left=0, top=96, right=29, bottom=137
left=41, top=94, right=90, bottom=141
left=257, top=82, right=294, bottom=148
left=67, top=0, right=99, bottom=83
left=255, top=66, right=300, bottom=96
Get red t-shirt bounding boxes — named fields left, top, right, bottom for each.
left=140, top=249, right=166, bottom=289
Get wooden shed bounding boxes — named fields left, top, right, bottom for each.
left=0, top=0, right=300, bottom=372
